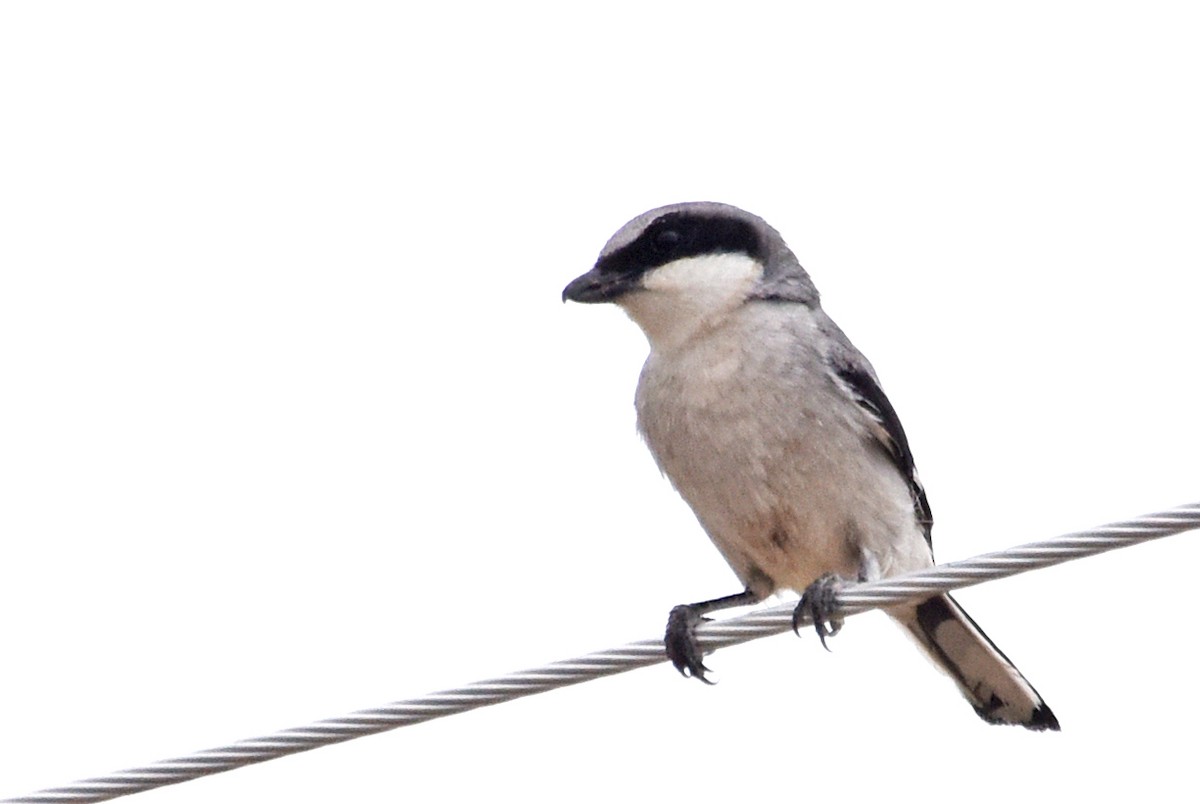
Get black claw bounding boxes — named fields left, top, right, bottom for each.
left=790, top=604, right=807, bottom=637
left=794, top=574, right=846, bottom=652
left=665, top=604, right=715, bottom=684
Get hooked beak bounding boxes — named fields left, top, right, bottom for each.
left=562, top=267, right=639, bottom=304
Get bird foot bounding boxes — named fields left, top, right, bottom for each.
left=665, top=604, right=715, bottom=684
left=792, top=574, right=846, bottom=651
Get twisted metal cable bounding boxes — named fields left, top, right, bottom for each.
left=5, top=502, right=1199, bottom=804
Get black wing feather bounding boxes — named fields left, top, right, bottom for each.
left=829, top=358, right=934, bottom=548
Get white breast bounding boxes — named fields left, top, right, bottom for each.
left=633, top=302, right=931, bottom=596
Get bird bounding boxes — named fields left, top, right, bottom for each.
left=562, top=202, right=1059, bottom=730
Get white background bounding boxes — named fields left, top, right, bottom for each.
left=3, top=3, right=1198, bottom=802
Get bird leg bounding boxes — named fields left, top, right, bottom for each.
left=793, top=573, right=847, bottom=651
left=665, top=588, right=760, bottom=683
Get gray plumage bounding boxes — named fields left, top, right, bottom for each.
left=563, top=202, right=1058, bottom=730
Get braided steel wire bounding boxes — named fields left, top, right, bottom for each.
left=5, top=502, right=1198, bottom=803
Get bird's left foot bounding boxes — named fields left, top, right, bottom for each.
left=792, top=574, right=846, bottom=651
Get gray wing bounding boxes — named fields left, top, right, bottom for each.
left=823, top=332, right=934, bottom=549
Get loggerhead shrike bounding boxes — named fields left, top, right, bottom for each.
left=563, top=202, right=1058, bottom=730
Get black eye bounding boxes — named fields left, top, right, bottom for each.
left=652, top=228, right=681, bottom=253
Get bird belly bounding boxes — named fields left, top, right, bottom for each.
left=635, top=321, right=931, bottom=596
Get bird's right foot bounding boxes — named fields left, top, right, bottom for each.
left=664, top=604, right=714, bottom=684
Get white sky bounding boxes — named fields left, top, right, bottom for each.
left=3, top=3, right=1199, bottom=802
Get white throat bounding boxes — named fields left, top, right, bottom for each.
left=617, top=252, right=764, bottom=352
